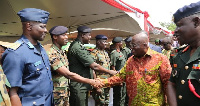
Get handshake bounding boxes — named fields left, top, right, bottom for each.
left=89, top=78, right=105, bottom=89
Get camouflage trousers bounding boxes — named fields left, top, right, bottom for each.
left=92, top=87, right=110, bottom=106
left=54, top=92, right=69, bottom=106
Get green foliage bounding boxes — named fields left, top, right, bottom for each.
left=159, top=22, right=176, bottom=31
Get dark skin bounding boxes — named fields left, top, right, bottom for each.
left=9, top=21, right=46, bottom=106
left=93, top=39, right=108, bottom=93
left=161, top=37, right=173, bottom=51
left=130, top=33, right=148, bottom=58
left=51, top=33, right=103, bottom=88
left=77, top=33, right=117, bottom=75
left=167, top=15, right=200, bottom=106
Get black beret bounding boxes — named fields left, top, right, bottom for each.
left=173, top=1, right=200, bottom=23
left=49, top=26, right=68, bottom=35
left=124, top=37, right=132, bottom=42
left=112, top=37, right=123, bottom=43
left=95, top=35, right=108, bottom=40
left=17, top=8, right=50, bottom=24
left=77, top=26, right=92, bottom=33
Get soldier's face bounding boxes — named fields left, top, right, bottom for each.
left=82, top=33, right=91, bottom=44
left=174, top=16, right=198, bottom=45
left=97, top=40, right=107, bottom=49
left=56, top=33, right=68, bottom=46
left=0, top=46, right=5, bottom=61
left=29, top=22, right=48, bottom=41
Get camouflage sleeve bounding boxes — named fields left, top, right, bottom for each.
left=49, top=52, right=65, bottom=71
left=44, top=46, right=65, bottom=71
left=90, top=50, right=97, bottom=62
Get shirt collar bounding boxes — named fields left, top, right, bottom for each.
left=52, top=44, right=62, bottom=53
left=19, top=35, right=42, bottom=49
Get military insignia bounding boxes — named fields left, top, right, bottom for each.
left=178, top=95, right=182, bottom=99
left=172, top=70, right=177, bottom=77
left=182, top=46, right=190, bottom=53
left=34, top=61, right=41, bottom=66
left=181, top=80, right=185, bottom=84
left=170, top=54, right=175, bottom=56
left=193, top=64, right=199, bottom=69
left=27, top=42, right=34, bottom=48
left=173, top=64, right=177, bottom=68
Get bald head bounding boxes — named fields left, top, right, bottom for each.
left=132, top=31, right=149, bottom=45
left=131, top=31, right=149, bottom=58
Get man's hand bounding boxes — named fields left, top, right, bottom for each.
left=90, top=78, right=104, bottom=89
left=109, top=70, right=118, bottom=76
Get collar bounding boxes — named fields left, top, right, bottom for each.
left=145, top=48, right=155, bottom=56
left=52, top=44, right=62, bottom=53
left=182, top=45, right=190, bottom=53
left=19, top=35, right=42, bottom=49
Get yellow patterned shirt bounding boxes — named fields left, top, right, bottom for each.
left=103, top=48, right=171, bottom=106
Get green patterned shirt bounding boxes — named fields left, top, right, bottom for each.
left=44, top=44, right=69, bottom=99
left=90, top=48, right=110, bottom=79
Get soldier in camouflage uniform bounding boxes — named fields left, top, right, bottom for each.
left=90, top=35, right=111, bottom=106
left=0, top=42, right=11, bottom=106
left=44, top=26, right=103, bottom=106
left=110, top=37, right=127, bottom=106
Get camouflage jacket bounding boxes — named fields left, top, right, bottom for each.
left=44, top=44, right=69, bottom=98
left=0, top=65, right=11, bottom=106
left=90, top=48, right=110, bottom=79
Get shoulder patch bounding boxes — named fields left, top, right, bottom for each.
left=8, top=42, right=22, bottom=50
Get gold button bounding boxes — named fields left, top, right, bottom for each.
left=185, top=66, right=189, bottom=70
left=33, top=101, right=36, bottom=104
left=181, top=80, right=185, bottom=84
left=46, top=67, right=49, bottom=70
left=178, top=95, right=182, bottom=99
left=37, top=68, right=40, bottom=71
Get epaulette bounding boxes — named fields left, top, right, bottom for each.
left=8, top=42, right=22, bottom=50
left=171, top=44, right=188, bottom=54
